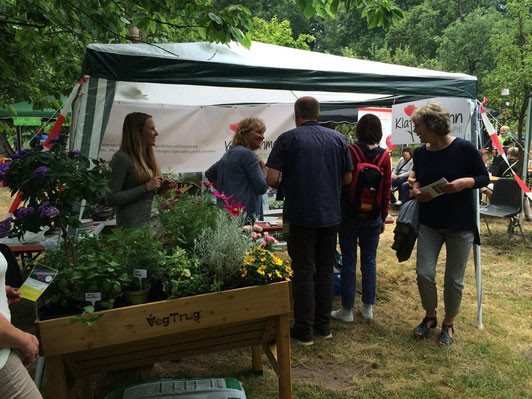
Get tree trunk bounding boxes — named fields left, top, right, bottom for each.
left=0, top=129, right=14, bottom=157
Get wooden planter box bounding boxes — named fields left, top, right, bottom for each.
left=35, top=280, right=293, bottom=399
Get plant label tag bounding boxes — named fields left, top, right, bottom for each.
left=85, top=292, right=101, bottom=306
left=134, top=269, right=147, bottom=290
left=19, top=264, right=58, bottom=302
left=133, top=269, right=147, bottom=279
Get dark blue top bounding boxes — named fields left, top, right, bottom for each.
left=266, top=121, right=353, bottom=227
left=413, top=137, right=489, bottom=242
left=206, top=145, right=268, bottom=220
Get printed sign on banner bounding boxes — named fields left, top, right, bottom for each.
left=100, top=103, right=295, bottom=174
left=391, top=97, right=475, bottom=145
left=358, top=108, right=392, bottom=149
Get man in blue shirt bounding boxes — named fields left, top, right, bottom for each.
left=266, top=97, right=353, bottom=345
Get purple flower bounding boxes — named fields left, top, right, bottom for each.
left=49, top=134, right=69, bottom=146
left=39, top=206, right=59, bottom=218
left=34, top=166, right=49, bottom=178
left=13, top=207, right=34, bottom=219
left=0, top=217, right=13, bottom=238
left=11, top=149, right=30, bottom=160
left=0, top=163, right=10, bottom=180
left=67, top=150, right=80, bottom=158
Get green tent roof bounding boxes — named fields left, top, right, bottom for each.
left=83, top=41, right=477, bottom=102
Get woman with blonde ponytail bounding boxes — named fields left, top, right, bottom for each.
left=107, top=112, right=168, bottom=228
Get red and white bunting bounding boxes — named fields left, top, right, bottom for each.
left=480, top=104, right=532, bottom=201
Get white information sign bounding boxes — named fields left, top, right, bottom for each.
left=391, top=97, right=475, bottom=145
left=100, top=103, right=295, bottom=174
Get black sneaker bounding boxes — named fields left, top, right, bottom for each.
left=313, top=329, right=333, bottom=340
left=290, top=328, right=314, bottom=346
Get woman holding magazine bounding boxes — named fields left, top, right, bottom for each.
left=410, top=103, right=488, bottom=346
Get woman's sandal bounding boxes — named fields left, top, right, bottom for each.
left=438, top=323, right=454, bottom=346
left=413, top=314, right=437, bottom=339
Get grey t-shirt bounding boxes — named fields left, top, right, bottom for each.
left=106, top=151, right=154, bottom=228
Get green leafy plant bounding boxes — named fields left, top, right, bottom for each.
left=194, top=212, right=255, bottom=289
left=0, top=134, right=110, bottom=267
left=162, top=247, right=210, bottom=299
left=156, top=184, right=221, bottom=252
left=240, top=247, right=293, bottom=287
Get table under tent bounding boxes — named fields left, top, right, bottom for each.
left=68, top=41, right=483, bottom=328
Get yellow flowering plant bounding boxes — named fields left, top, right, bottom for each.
left=240, top=247, right=293, bottom=287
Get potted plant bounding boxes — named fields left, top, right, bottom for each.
left=194, top=211, right=255, bottom=290
left=0, top=134, right=110, bottom=267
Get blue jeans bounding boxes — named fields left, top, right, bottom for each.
left=338, top=215, right=382, bottom=308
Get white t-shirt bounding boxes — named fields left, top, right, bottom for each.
left=0, top=253, right=11, bottom=369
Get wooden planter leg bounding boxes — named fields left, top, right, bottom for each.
left=251, top=345, right=263, bottom=375
left=81, top=375, right=93, bottom=399
left=276, top=314, right=292, bottom=399
left=46, top=356, right=70, bottom=399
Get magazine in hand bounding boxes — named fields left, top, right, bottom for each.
left=418, top=178, right=449, bottom=198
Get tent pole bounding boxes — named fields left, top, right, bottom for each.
left=472, top=102, right=483, bottom=329
left=521, top=96, right=532, bottom=221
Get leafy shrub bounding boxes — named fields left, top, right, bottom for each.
left=162, top=247, right=210, bottom=299
left=194, top=212, right=255, bottom=289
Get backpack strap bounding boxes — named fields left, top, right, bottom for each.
left=349, top=143, right=367, bottom=164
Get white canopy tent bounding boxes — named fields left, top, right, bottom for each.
left=69, top=41, right=485, bottom=328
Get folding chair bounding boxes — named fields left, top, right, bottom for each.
left=479, top=178, right=526, bottom=245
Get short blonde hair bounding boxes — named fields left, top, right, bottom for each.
left=232, top=117, right=266, bottom=149
left=411, top=102, right=451, bottom=136
left=500, top=126, right=510, bottom=134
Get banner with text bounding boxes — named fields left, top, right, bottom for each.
left=391, top=97, right=475, bottom=144
left=100, top=102, right=295, bottom=174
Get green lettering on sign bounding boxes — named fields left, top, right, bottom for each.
left=13, top=117, right=42, bottom=126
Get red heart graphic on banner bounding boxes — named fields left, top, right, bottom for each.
left=386, top=134, right=397, bottom=150
left=404, top=104, right=417, bottom=116
left=229, top=122, right=239, bottom=132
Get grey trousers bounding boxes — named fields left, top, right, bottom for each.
left=416, top=224, right=474, bottom=318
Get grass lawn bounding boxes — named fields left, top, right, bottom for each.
left=1, top=188, right=531, bottom=398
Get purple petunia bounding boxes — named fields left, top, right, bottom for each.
left=13, top=207, right=34, bottom=219
left=38, top=202, right=59, bottom=218
left=67, top=150, right=80, bottom=158
left=34, top=166, right=49, bottom=178
left=0, top=217, right=13, bottom=238
left=10, top=149, right=30, bottom=160
left=0, top=163, right=10, bottom=180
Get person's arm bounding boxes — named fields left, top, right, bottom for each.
left=400, top=158, right=414, bottom=178
left=0, top=313, right=39, bottom=365
left=267, top=168, right=281, bottom=189
left=342, top=172, right=352, bottom=186
left=106, top=155, right=155, bottom=206
left=243, top=152, right=269, bottom=195
left=440, top=143, right=490, bottom=193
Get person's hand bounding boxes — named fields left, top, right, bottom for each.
left=391, top=173, right=398, bottom=180
left=439, top=178, right=474, bottom=194
left=5, top=286, right=21, bottom=306
left=19, top=332, right=40, bottom=365
left=412, top=187, right=433, bottom=202
left=380, top=223, right=385, bottom=234
left=145, top=176, right=163, bottom=191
